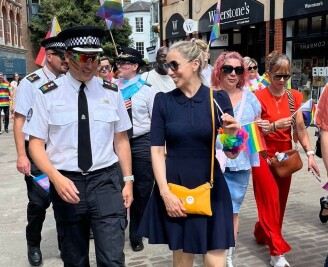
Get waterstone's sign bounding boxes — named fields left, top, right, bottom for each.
left=166, top=13, right=186, bottom=39
left=199, top=0, right=264, bottom=32
left=283, top=0, right=328, bottom=17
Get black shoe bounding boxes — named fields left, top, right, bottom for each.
left=320, top=197, right=328, bottom=223
left=130, top=241, right=144, bottom=252
left=5, top=129, right=8, bottom=133
left=27, top=246, right=42, bottom=266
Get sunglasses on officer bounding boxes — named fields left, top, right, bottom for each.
left=248, top=65, right=258, bottom=71
left=163, top=60, right=192, bottom=72
left=49, top=51, right=65, bottom=61
left=99, top=65, right=111, bottom=71
left=221, top=65, right=245, bottom=75
left=69, top=52, right=100, bottom=63
left=271, top=73, right=291, bottom=81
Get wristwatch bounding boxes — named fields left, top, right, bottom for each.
left=123, top=175, right=134, bottom=182
left=306, top=150, right=315, bottom=156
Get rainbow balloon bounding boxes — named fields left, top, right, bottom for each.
left=242, top=122, right=267, bottom=154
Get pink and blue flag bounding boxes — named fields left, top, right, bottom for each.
left=32, top=174, right=50, bottom=192
left=209, top=1, right=221, bottom=42
left=301, top=99, right=316, bottom=128
left=97, top=0, right=124, bottom=28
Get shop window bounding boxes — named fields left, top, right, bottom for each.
left=298, top=18, right=307, bottom=36
left=286, top=20, right=295, bottom=37
left=233, top=33, right=241, bottom=45
left=325, top=15, right=328, bottom=32
left=311, top=16, right=322, bottom=35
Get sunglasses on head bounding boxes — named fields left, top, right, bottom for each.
left=49, top=52, right=65, bottom=61
left=272, top=74, right=291, bottom=80
left=163, top=60, right=192, bottom=72
left=221, top=65, right=245, bottom=75
left=100, top=65, right=111, bottom=71
left=248, top=65, right=258, bottom=71
left=69, top=52, right=100, bottom=63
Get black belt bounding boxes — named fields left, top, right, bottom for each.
left=59, top=165, right=115, bottom=176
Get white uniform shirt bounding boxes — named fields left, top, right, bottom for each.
left=116, top=75, right=159, bottom=138
left=141, top=70, right=176, bottom=93
left=15, top=65, right=56, bottom=140
left=23, top=74, right=132, bottom=172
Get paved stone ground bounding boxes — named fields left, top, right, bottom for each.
left=0, top=122, right=327, bottom=267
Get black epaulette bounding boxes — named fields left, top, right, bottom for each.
left=39, top=81, right=58, bottom=94
left=26, top=73, right=41, bottom=83
left=103, top=80, right=118, bottom=92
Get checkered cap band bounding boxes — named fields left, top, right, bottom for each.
left=65, top=36, right=101, bottom=48
left=44, top=42, right=65, bottom=50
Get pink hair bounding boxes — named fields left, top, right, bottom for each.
left=211, top=51, right=248, bottom=89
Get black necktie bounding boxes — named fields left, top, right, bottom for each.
left=78, top=83, right=93, bottom=172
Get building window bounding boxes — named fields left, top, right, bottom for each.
left=298, top=18, right=307, bottom=36
left=286, top=20, right=295, bottom=38
left=311, top=16, right=322, bottom=35
left=136, top=42, right=144, bottom=56
left=135, top=17, right=143, bottom=32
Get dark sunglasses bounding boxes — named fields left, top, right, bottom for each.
left=163, top=60, right=192, bottom=72
left=49, top=52, right=65, bottom=61
left=221, top=65, right=245, bottom=75
left=115, top=61, right=134, bottom=67
left=272, top=74, right=291, bottom=80
left=248, top=65, right=258, bottom=71
left=100, top=65, right=111, bottom=71
left=69, top=52, right=100, bottom=63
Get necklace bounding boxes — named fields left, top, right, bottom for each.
left=268, top=88, right=285, bottom=114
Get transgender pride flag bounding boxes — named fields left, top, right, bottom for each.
left=31, top=174, right=50, bottom=192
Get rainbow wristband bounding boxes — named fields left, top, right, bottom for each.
left=219, top=128, right=248, bottom=154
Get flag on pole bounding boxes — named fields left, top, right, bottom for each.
left=242, top=122, right=267, bottom=154
left=301, top=99, right=316, bottom=128
left=97, top=0, right=124, bottom=28
left=34, top=17, right=62, bottom=66
left=260, top=73, right=271, bottom=87
left=209, top=0, right=221, bottom=42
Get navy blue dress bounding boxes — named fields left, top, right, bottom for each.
left=139, top=85, right=235, bottom=254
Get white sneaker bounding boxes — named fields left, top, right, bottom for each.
left=226, top=247, right=235, bottom=267
left=270, top=255, right=290, bottom=267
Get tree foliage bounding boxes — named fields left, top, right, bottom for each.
left=28, top=0, right=133, bottom=57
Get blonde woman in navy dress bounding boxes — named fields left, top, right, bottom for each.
left=139, top=41, right=242, bottom=266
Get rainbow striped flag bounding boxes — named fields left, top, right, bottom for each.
left=97, top=0, right=124, bottom=27
left=242, top=122, right=267, bottom=154
left=260, top=73, right=270, bottom=87
left=35, top=17, right=62, bottom=66
left=32, top=174, right=50, bottom=192
left=209, top=0, right=221, bottom=42
left=302, top=99, right=316, bottom=128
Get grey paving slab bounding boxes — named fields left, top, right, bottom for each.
left=0, top=123, right=327, bottom=266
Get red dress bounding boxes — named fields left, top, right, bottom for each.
left=252, top=87, right=302, bottom=256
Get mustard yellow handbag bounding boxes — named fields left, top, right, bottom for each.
left=168, top=89, right=215, bottom=216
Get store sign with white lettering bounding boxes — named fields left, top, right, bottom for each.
left=199, top=0, right=264, bottom=32
left=283, top=0, right=328, bottom=17
left=166, top=13, right=186, bottom=39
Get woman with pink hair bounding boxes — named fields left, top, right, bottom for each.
left=212, top=51, right=270, bottom=267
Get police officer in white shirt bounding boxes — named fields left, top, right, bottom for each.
left=14, top=36, right=68, bottom=266
left=23, top=26, right=133, bottom=267
left=115, top=47, right=159, bottom=252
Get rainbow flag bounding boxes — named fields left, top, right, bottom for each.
left=35, top=17, right=62, bottom=66
left=242, top=122, right=267, bottom=154
left=97, top=0, right=124, bottom=27
left=209, top=0, right=221, bottom=42
left=32, top=174, right=50, bottom=192
left=260, top=73, right=270, bottom=87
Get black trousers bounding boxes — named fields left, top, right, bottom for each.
left=54, top=165, right=127, bottom=267
left=24, top=141, right=51, bottom=247
left=0, top=106, right=9, bottom=131
left=129, top=133, right=155, bottom=245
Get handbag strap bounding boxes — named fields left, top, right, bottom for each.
left=285, top=89, right=298, bottom=143
left=210, top=89, right=215, bottom=187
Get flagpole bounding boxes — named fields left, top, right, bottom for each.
left=109, top=30, right=119, bottom=56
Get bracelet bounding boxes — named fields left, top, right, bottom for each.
left=219, top=128, right=248, bottom=154
left=273, top=122, right=277, bottom=131
left=123, top=175, right=134, bottom=182
left=306, top=150, right=315, bottom=156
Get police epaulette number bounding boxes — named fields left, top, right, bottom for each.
left=39, top=81, right=58, bottom=94
left=26, top=73, right=41, bottom=83
left=103, top=80, right=118, bottom=92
